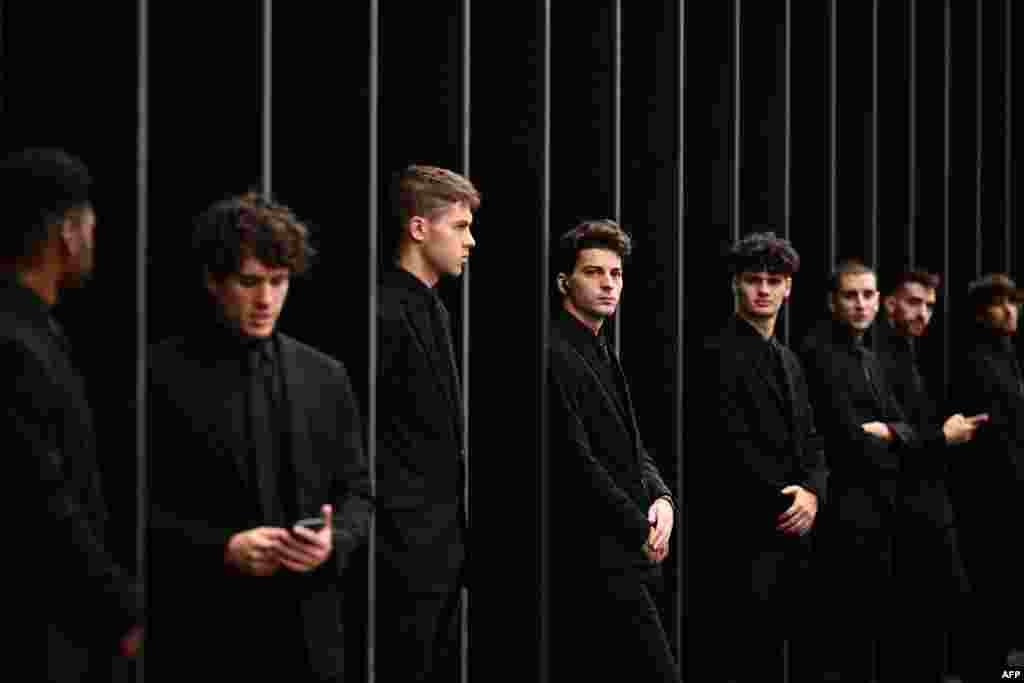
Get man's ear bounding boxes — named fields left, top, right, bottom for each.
left=408, top=215, right=428, bottom=243
left=557, top=273, right=568, bottom=295
left=59, top=216, right=83, bottom=257
left=783, top=276, right=793, bottom=301
left=203, top=269, right=218, bottom=295
left=883, top=295, right=896, bottom=317
left=826, top=292, right=836, bottom=313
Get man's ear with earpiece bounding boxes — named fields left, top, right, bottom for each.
left=557, top=274, right=568, bottom=294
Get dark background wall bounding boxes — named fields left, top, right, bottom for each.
left=2, top=1, right=1018, bottom=680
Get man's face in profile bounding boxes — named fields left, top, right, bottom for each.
left=979, top=295, right=1019, bottom=336
left=885, top=282, right=936, bottom=338
left=206, top=256, right=291, bottom=338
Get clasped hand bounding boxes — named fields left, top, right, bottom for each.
left=224, top=504, right=334, bottom=576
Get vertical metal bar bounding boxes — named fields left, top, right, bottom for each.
left=261, top=0, right=272, bottom=196
left=870, top=0, right=879, bottom=271
left=458, top=1, right=471, bottom=681
left=612, top=0, right=623, bottom=356
left=907, top=0, right=917, bottom=266
left=135, top=2, right=148, bottom=681
left=828, top=0, right=838, bottom=267
left=975, top=0, right=983, bottom=278
left=942, top=0, right=952, bottom=402
left=731, top=0, right=741, bottom=242
left=674, top=3, right=687, bottom=676
left=781, top=0, right=792, bottom=347
left=367, top=2, right=379, bottom=682
left=537, top=4, right=552, bottom=680
left=1005, top=0, right=1013, bottom=274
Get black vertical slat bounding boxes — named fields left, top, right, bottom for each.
left=1004, top=0, right=1013, bottom=274
left=731, top=0, right=741, bottom=242
left=537, top=3, right=552, bottom=681
left=458, top=1, right=470, bottom=680
left=781, top=0, right=791, bottom=347
left=907, top=0, right=917, bottom=266
left=872, top=0, right=880, bottom=272
left=942, top=0, right=952, bottom=402
left=674, top=3, right=686, bottom=676
left=136, top=2, right=148, bottom=682
left=367, top=2, right=379, bottom=682
left=262, top=0, right=272, bottom=196
left=612, top=0, right=623, bottom=355
left=975, top=0, right=983, bottom=278
left=828, top=0, right=838, bottom=267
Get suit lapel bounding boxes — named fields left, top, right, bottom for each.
left=567, top=343, right=634, bottom=440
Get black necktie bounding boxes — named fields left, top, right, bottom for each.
left=854, top=340, right=886, bottom=412
left=247, top=343, right=286, bottom=524
left=48, top=316, right=72, bottom=356
left=597, top=336, right=613, bottom=365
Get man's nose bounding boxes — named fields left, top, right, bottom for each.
left=255, top=284, right=273, bottom=305
left=465, top=229, right=476, bottom=249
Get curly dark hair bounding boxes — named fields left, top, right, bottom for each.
left=884, top=268, right=941, bottom=296
left=193, top=192, right=316, bottom=280
left=726, top=232, right=800, bottom=276
left=556, top=219, right=632, bottom=277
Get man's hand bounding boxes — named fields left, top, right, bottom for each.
left=942, top=413, right=989, bottom=445
left=861, top=421, right=893, bottom=441
left=224, top=527, right=290, bottom=576
left=119, top=625, right=143, bottom=658
left=776, top=485, right=817, bottom=536
left=646, top=497, right=674, bottom=552
left=280, top=504, right=334, bottom=573
left=643, top=534, right=670, bottom=564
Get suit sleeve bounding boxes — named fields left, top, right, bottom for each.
left=548, top=351, right=651, bottom=548
left=328, top=360, right=372, bottom=571
left=792, top=362, right=829, bottom=501
left=1, top=340, right=140, bottom=647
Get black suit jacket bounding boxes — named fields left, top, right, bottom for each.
left=874, top=320, right=956, bottom=529
left=547, top=311, right=673, bottom=576
left=148, top=329, right=371, bottom=679
left=950, top=326, right=1024, bottom=517
left=376, top=268, right=465, bottom=593
left=799, top=319, right=943, bottom=531
left=697, top=316, right=827, bottom=539
left=0, top=279, right=140, bottom=682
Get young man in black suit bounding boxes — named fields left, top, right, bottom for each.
left=547, top=219, right=679, bottom=682
left=692, top=232, right=826, bottom=683
left=148, top=193, right=371, bottom=682
left=375, top=165, right=480, bottom=683
left=0, top=148, right=142, bottom=681
left=799, top=260, right=983, bottom=682
left=951, top=273, right=1024, bottom=673
left=876, top=269, right=981, bottom=681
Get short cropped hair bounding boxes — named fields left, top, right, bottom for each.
left=391, top=165, right=481, bottom=229
left=193, top=192, right=315, bottom=281
left=828, top=259, right=876, bottom=294
left=0, top=148, right=92, bottom=262
left=726, top=232, right=800, bottom=276
left=884, top=269, right=941, bottom=296
left=556, top=219, right=632, bottom=276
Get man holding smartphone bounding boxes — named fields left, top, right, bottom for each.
left=148, top=193, right=371, bottom=682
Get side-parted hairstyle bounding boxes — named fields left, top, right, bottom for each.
left=827, top=259, right=876, bottom=294
left=884, top=268, right=941, bottom=297
left=193, top=192, right=316, bottom=281
left=0, top=148, right=92, bottom=263
left=391, top=165, right=481, bottom=229
left=556, top=219, right=632, bottom=277
left=726, top=232, right=800, bottom=276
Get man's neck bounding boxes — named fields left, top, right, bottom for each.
left=736, top=311, right=775, bottom=340
left=396, top=248, right=439, bottom=288
left=563, top=301, right=603, bottom=335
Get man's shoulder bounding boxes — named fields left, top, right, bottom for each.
left=278, top=333, right=344, bottom=375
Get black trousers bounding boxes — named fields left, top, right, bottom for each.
left=553, top=572, right=681, bottom=683
left=375, top=583, right=462, bottom=683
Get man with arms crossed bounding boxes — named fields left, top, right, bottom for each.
left=0, top=148, right=142, bottom=682
left=547, top=219, right=679, bottom=682
left=693, top=232, right=826, bottom=683
left=148, top=193, right=370, bottom=682
left=799, top=260, right=982, bottom=681
left=376, top=165, right=480, bottom=683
